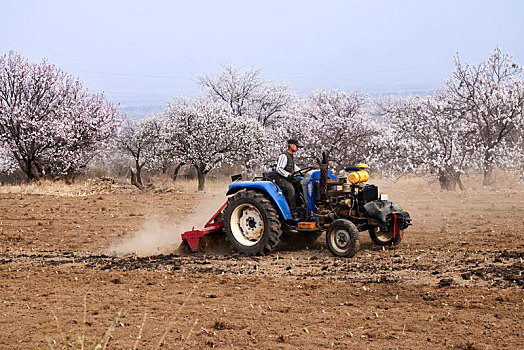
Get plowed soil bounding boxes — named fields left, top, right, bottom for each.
left=0, top=177, right=523, bottom=349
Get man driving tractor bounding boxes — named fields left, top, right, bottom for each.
left=275, top=139, right=302, bottom=219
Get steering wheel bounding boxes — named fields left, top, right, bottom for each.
left=291, top=166, right=314, bottom=177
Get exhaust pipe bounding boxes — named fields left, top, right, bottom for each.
left=319, top=151, right=328, bottom=201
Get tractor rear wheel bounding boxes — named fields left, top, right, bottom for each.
left=369, top=227, right=402, bottom=246
left=223, top=191, right=282, bottom=255
left=326, top=219, right=360, bottom=258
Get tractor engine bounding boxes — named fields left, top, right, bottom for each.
left=316, top=164, right=411, bottom=234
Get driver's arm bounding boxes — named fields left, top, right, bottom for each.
left=276, top=154, right=291, bottom=178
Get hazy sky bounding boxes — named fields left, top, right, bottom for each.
left=2, top=0, right=523, bottom=106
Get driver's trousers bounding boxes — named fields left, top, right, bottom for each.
left=275, top=175, right=296, bottom=213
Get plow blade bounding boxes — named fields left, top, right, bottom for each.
left=180, top=202, right=227, bottom=252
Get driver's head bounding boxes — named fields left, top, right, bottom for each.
left=287, top=139, right=302, bottom=153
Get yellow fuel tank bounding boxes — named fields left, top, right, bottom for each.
left=348, top=169, right=369, bottom=183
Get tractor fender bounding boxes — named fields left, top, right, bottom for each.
left=363, top=200, right=404, bottom=223
left=226, top=181, right=292, bottom=220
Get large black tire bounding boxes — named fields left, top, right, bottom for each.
left=281, top=230, right=322, bottom=249
left=326, top=219, right=360, bottom=258
left=369, top=227, right=402, bottom=246
left=223, top=191, right=282, bottom=255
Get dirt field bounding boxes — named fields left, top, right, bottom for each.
left=0, top=176, right=523, bottom=349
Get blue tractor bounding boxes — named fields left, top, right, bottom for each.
left=220, top=156, right=411, bottom=257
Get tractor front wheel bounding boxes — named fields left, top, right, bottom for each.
left=326, top=219, right=360, bottom=258
left=223, top=191, right=282, bottom=255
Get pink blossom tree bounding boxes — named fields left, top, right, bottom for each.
left=116, top=116, right=173, bottom=187
left=197, top=65, right=294, bottom=127
left=447, top=47, right=524, bottom=185
left=0, top=54, right=123, bottom=180
left=0, top=145, right=17, bottom=175
left=162, top=97, right=266, bottom=190
left=267, top=90, right=378, bottom=171
left=302, top=89, right=378, bottom=169
left=498, top=125, right=524, bottom=179
left=377, top=90, right=477, bottom=190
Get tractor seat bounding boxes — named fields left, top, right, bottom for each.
left=262, top=170, right=279, bottom=181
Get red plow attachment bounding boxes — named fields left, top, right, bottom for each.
left=180, top=202, right=227, bottom=252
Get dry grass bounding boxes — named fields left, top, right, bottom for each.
left=148, top=174, right=231, bottom=194
left=0, top=179, right=93, bottom=197
left=0, top=175, right=231, bottom=197
left=0, top=178, right=134, bottom=197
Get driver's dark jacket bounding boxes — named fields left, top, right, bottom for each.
left=276, top=152, right=300, bottom=178
left=274, top=151, right=300, bottom=212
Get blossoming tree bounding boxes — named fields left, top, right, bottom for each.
left=0, top=54, right=123, bottom=180
left=377, top=90, right=477, bottom=190
left=447, top=47, right=524, bottom=185
left=267, top=90, right=378, bottom=172
left=116, top=116, right=173, bottom=187
left=162, top=97, right=266, bottom=190
left=197, top=65, right=294, bottom=127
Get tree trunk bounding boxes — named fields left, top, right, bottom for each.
left=173, top=162, right=185, bottom=181
left=456, top=174, right=465, bottom=191
left=438, top=171, right=457, bottom=191
left=482, top=151, right=494, bottom=186
left=130, top=166, right=143, bottom=190
left=23, top=159, right=40, bottom=181
left=135, top=160, right=143, bottom=186
left=21, top=159, right=32, bottom=181
left=482, top=167, right=493, bottom=186
left=64, top=170, right=75, bottom=185
left=32, top=161, right=43, bottom=180
left=196, top=166, right=206, bottom=191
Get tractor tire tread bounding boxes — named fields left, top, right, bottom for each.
left=326, top=219, right=361, bottom=258
left=369, top=228, right=403, bottom=246
left=223, top=190, right=282, bottom=256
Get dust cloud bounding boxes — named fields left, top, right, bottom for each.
left=108, top=193, right=227, bottom=256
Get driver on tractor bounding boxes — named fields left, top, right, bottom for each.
left=275, top=139, right=303, bottom=219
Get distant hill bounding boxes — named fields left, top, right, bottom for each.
left=120, top=104, right=165, bottom=120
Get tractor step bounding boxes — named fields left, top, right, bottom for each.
left=298, top=222, right=317, bottom=229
